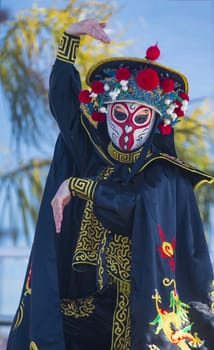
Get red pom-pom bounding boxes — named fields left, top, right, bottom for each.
left=136, top=68, right=160, bottom=90
left=91, top=112, right=106, bottom=122
left=158, top=121, right=172, bottom=135
left=160, top=78, right=175, bottom=92
left=91, top=81, right=104, bottom=94
left=78, top=90, right=92, bottom=103
left=146, top=43, right=160, bottom=61
left=178, top=92, right=189, bottom=101
left=116, top=67, right=131, bottom=81
left=175, top=92, right=189, bottom=107
left=174, top=107, right=184, bottom=117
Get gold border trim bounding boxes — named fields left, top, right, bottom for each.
left=140, top=154, right=214, bottom=188
left=108, top=142, right=143, bottom=163
left=86, top=56, right=188, bottom=93
left=56, top=33, right=80, bottom=64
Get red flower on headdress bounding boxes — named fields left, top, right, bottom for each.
left=136, top=68, right=160, bottom=91
left=91, top=81, right=104, bottom=94
left=116, top=67, right=131, bottom=81
left=78, top=90, right=92, bottom=103
left=175, top=92, right=190, bottom=107
left=158, top=121, right=172, bottom=135
left=91, top=112, right=106, bottom=122
left=146, top=43, right=160, bottom=61
left=178, top=92, right=189, bottom=101
left=174, top=107, right=184, bottom=117
left=160, top=78, right=175, bottom=92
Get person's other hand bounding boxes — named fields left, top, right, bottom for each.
left=66, top=18, right=110, bottom=43
left=51, top=179, right=71, bottom=233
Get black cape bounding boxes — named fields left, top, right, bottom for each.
left=7, top=39, right=214, bottom=350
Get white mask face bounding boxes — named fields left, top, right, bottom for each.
left=106, top=101, right=156, bottom=151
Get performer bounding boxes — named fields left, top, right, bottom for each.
left=7, top=19, right=214, bottom=350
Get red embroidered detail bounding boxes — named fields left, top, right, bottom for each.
left=156, top=225, right=176, bottom=270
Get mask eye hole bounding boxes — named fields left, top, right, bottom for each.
left=114, top=110, right=127, bottom=121
left=134, top=115, right=149, bottom=125
left=112, top=104, right=128, bottom=123
left=133, top=108, right=152, bottom=126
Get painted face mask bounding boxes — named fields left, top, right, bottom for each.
left=106, top=102, right=156, bottom=151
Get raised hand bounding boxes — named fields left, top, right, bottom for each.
left=66, top=18, right=110, bottom=43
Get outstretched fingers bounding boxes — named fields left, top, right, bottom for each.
left=89, top=20, right=110, bottom=43
left=66, top=19, right=110, bottom=43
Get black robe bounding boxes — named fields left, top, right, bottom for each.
left=7, top=34, right=214, bottom=350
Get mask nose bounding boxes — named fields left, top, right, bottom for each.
left=124, top=125, right=133, bottom=134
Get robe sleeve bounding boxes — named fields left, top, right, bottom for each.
left=48, top=32, right=86, bottom=165
left=69, top=176, right=137, bottom=235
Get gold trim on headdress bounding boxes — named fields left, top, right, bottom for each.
left=86, top=57, right=189, bottom=94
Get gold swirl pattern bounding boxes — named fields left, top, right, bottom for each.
left=61, top=296, right=95, bottom=318
left=106, top=235, right=131, bottom=282
left=163, top=277, right=176, bottom=289
left=97, top=230, right=108, bottom=289
left=72, top=200, right=104, bottom=268
left=13, top=300, right=24, bottom=330
left=29, top=341, right=39, bottom=350
left=162, top=241, right=174, bottom=257
left=111, top=280, right=130, bottom=350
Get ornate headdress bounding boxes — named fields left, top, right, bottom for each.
left=79, top=44, right=189, bottom=135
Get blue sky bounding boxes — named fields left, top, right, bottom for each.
left=2, top=0, right=214, bottom=100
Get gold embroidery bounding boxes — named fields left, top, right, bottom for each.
left=111, top=280, right=131, bottom=350
left=150, top=278, right=204, bottom=349
left=72, top=200, right=132, bottom=284
left=108, top=142, right=143, bottom=163
left=72, top=199, right=104, bottom=268
left=97, top=229, right=108, bottom=289
left=69, top=177, right=97, bottom=200
left=138, top=153, right=214, bottom=187
left=56, top=33, right=80, bottom=63
left=72, top=167, right=132, bottom=286
left=61, top=296, right=95, bottom=318
left=147, top=346, right=160, bottom=350
left=13, top=300, right=24, bottom=330
left=30, top=341, right=39, bottom=350
left=106, top=234, right=131, bottom=282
